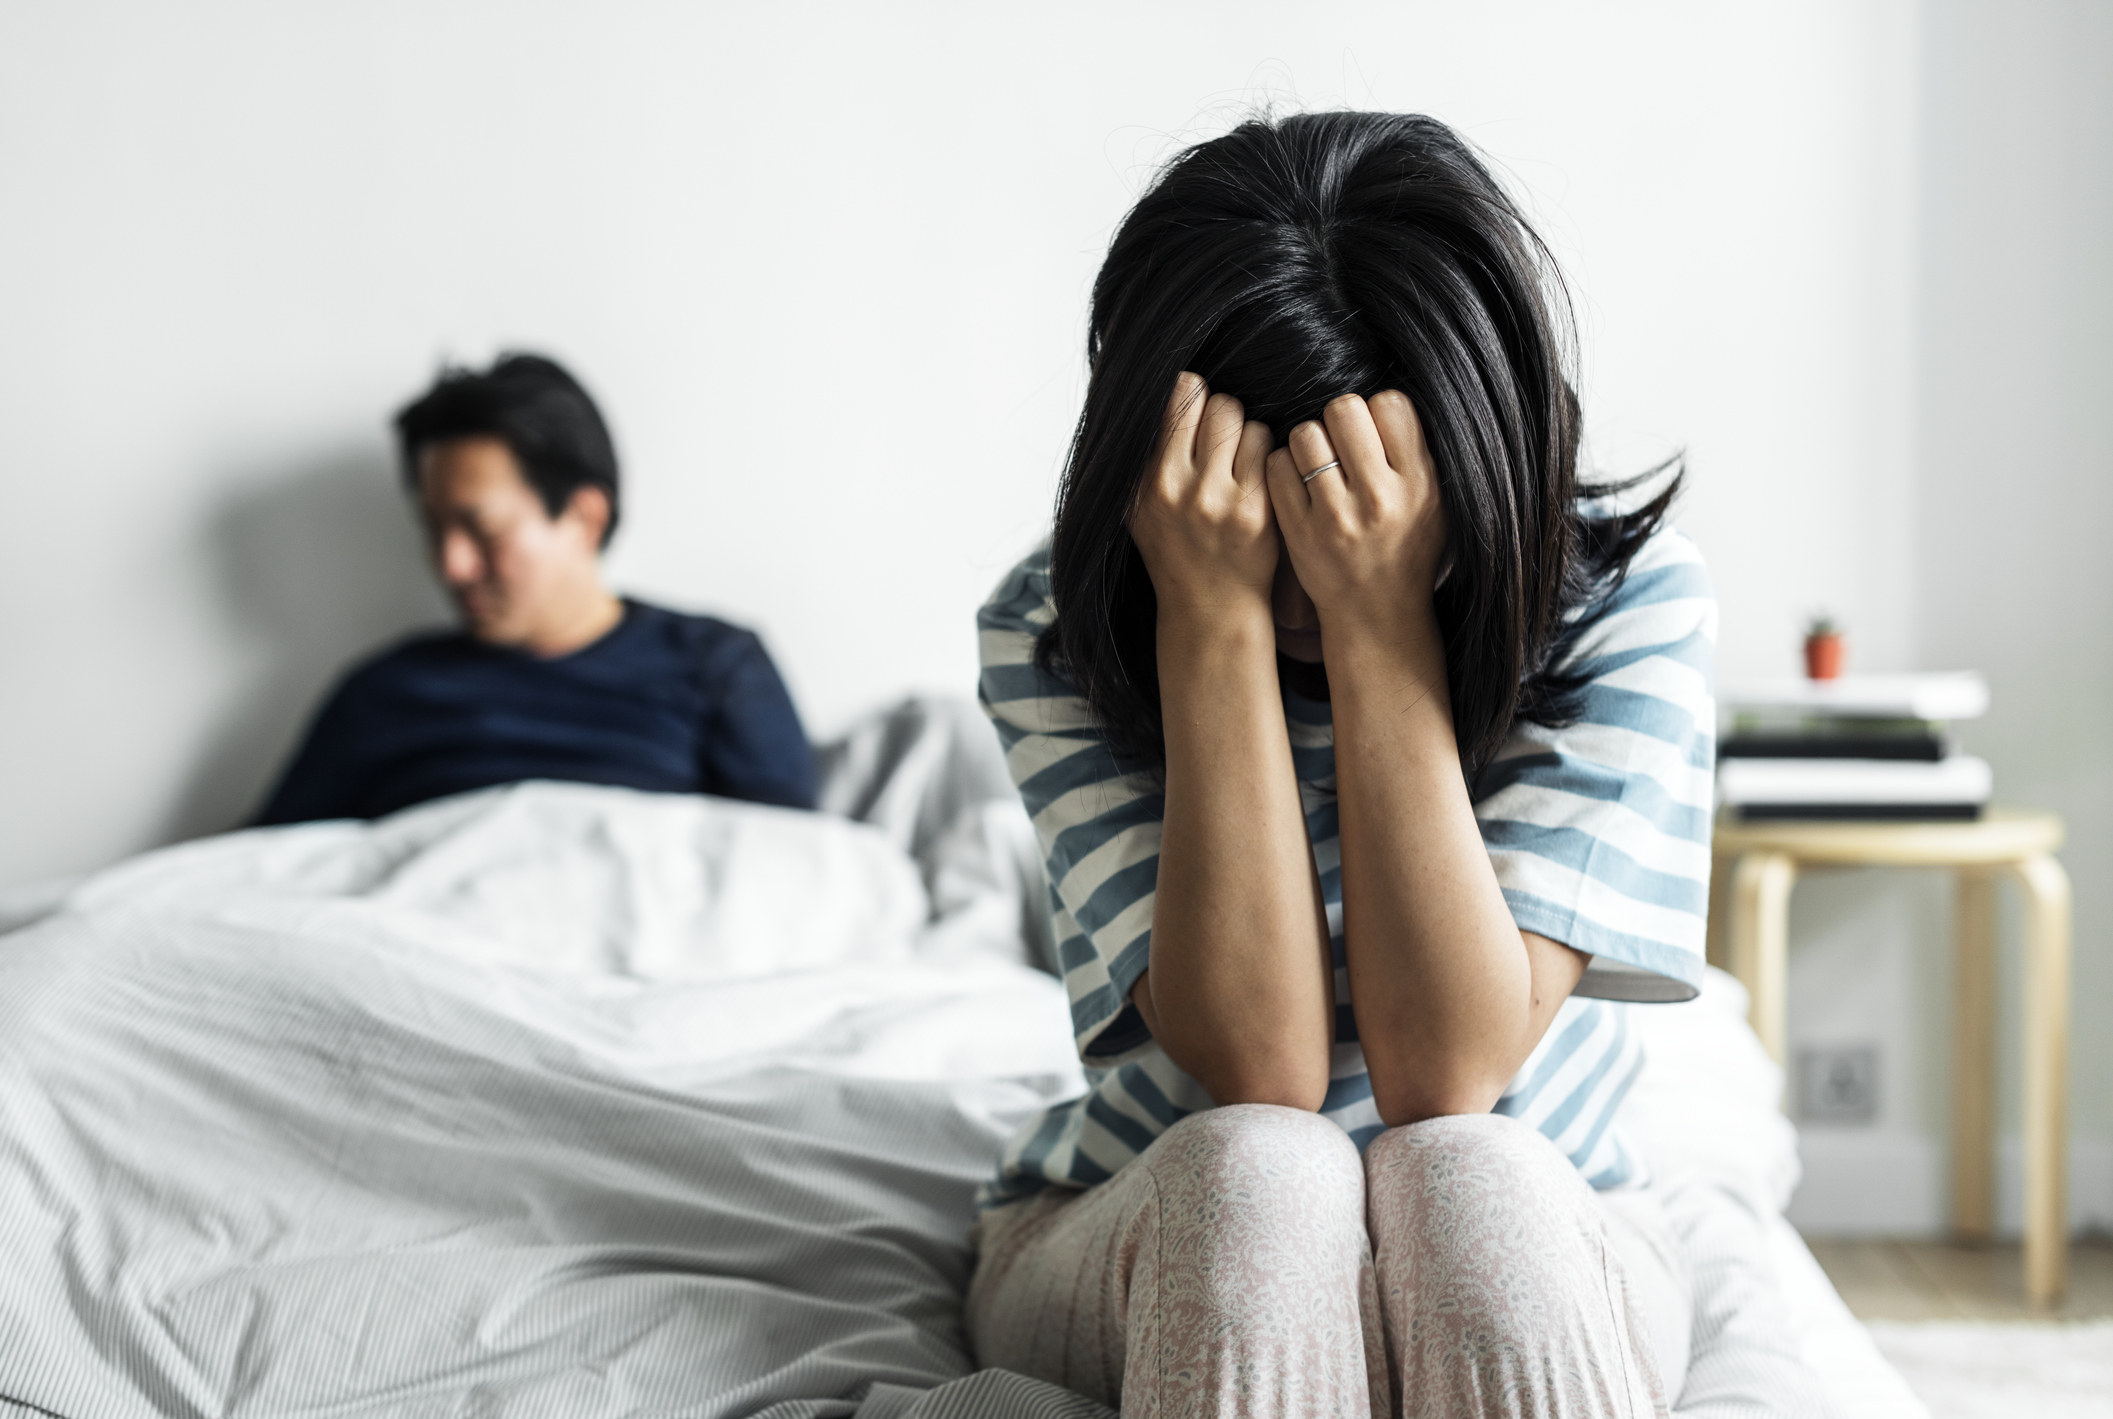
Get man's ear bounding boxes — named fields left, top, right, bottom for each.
left=564, top=485, right=613, bottom=550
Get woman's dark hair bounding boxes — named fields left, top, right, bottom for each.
left=1041, top=110, right=1678, bottom=776
left=394, top=352, right=621, bottom=545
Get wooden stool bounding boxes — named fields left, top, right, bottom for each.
left=1708, top=809, right=2071, bottom=1306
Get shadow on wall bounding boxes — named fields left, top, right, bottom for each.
left=161, top=449, right=450, bottom=843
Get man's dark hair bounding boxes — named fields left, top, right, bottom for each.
left=395, top=353, right=621, bottom=546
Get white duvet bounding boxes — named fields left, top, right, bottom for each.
left=1, top=779, right=1101, bottom=1418
left=0, top=703, right=1926, bottom=1418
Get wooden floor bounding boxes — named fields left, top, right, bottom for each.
left=1805, top=1235, right=2113, bottom=1321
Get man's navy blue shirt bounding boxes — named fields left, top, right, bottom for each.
left=258, top=599, right=817, bottom=825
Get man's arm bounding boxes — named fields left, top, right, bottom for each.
left=699, top=631, right=819, bottom=810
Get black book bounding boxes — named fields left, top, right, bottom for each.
left=1719, top=732, right=1945, bottom=762
left=1737, top=802, right=1982, bottom=822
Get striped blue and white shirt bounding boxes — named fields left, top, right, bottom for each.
left=977, top=527, right=1717, bottom=1205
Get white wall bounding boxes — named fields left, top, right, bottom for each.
left=1919, top=0, right=2113, bottom=1180
left=13, top=0, right=2100, bottom=1232
left=0, top=0, right=1920, bottom=866
left=1778, top=0, right=2113, bottom=1238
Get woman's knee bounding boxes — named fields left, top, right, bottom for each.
left=1364, top=1111, right=1606, bottom=1270
left=1148, top=1103, right=1366, bottom=1228
left=1120, top=1110, right=1385, bottom=1415
left=1365, top=1116, right=1671, bottom=1412
left=1143, top=1107, right=1374, bottom=1340
left=1365, top=1110, right=1581, bottom=1193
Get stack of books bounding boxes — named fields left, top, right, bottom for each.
left=1716, top=673, right=1992, bottom=821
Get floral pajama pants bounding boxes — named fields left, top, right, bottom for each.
left=967, top=1106, right=1689, bottom=1418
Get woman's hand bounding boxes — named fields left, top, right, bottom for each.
left=1126, top=377, right=1335, bottom=1113
left=1266, top=391, right=1583, bottom=1124
left=1130, top=372, right=1278, bottom=617
left=1265, top=391, right=1448, bottom=644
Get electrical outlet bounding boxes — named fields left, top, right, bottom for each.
left=1796, top=1045, right=1879, bottom=1125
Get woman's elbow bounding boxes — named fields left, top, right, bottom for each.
left=1192, top=1046, right=1331, bottom=1113
left=1208, top=1073, right=1329, bottom=1113
left=1370, top=1067, right=1509, bottom=1129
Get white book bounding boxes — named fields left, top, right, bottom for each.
left=1717, top=754, right=1992, bottom=807
left=1719, top=672, right=1990, bottom=723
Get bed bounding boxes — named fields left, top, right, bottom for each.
left=0, top=699, right=1926, bottom=1417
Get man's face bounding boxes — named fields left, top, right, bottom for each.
left=415, top=437, right=605, bottom=647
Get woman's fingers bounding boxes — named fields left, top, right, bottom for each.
left=1132, top=374, right=1278, bottom=609
left=1264, top=444, right=1307, bottom=519
left=1197, top=391, right=1246, bottom=482
left=1366, top=389, right=1433, bottom=486
left=1285, top=418, right=1348, bottom=511
left=1157, top=371, right=1210, bottom=470
left=1156, top=375, right=1252, bottom=500
left=1233, top=418, right=1273, bottom=495
left=1266, top=392, right=1446, bottom=626
left=1321, top=393, right=1394, bottom=515
left=1367, top=387, right=1445, bottom=534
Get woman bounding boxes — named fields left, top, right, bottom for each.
left=968, top=112, right=1730, bottom=1418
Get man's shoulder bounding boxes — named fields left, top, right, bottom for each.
left=329, top=626, right=474, bottom=693
left=616, top=600, right=775, bottom=689
left=621, top=598, right=760, bottom=651
left=271, top=630, right=474, bottom=752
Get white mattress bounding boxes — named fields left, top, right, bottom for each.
left=1771, top=1218, right=1930, bottom=1417
left=0, top=699, right=1924, bottom=1417
left=1622, top=959, right=1929, bottom=1418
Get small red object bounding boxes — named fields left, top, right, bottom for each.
left=1804, top=632, right=1845, bottom=680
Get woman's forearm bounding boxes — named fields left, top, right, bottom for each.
left=1137, top=600, right=1335, bottom=1111
left=1327, top=611, right=1584, bottom=1125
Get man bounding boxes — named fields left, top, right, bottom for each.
left=258, top=353, right=817, bottom=824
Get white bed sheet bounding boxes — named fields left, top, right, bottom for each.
left=1626, top=968, right=1930, bottom=1418
left=0, top=778, right=1106, bottom=1418
left=0, top=699, right=1925, bottom=1417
